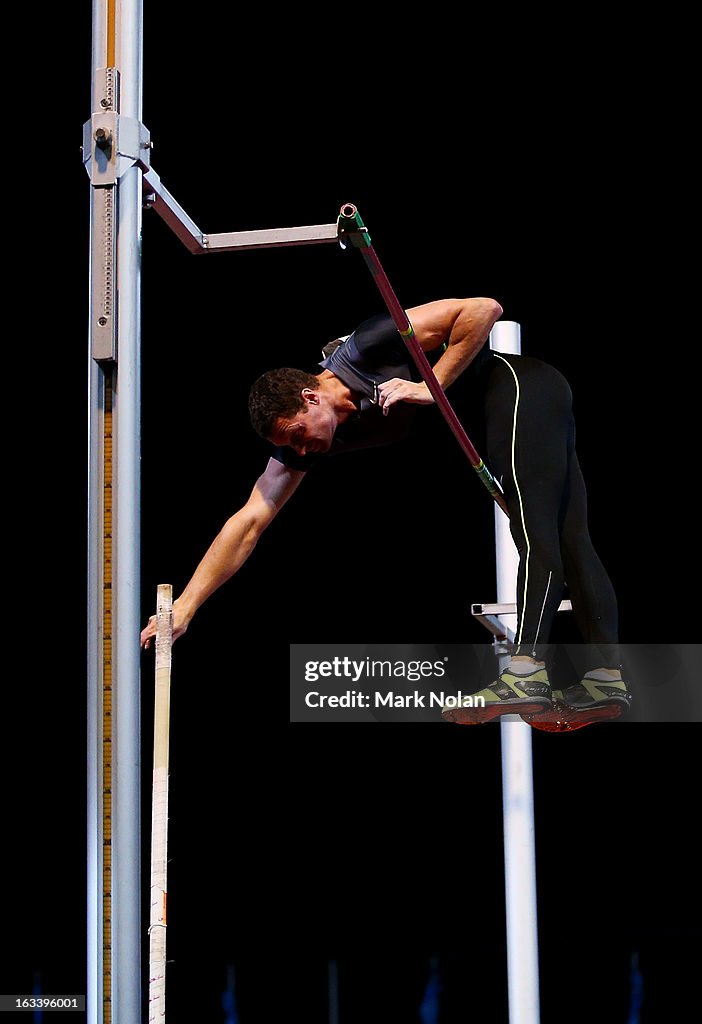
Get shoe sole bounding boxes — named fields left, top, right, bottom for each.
left=523, top=698, right=629, bottom=732
left=442, top=697, right=552, bottom=725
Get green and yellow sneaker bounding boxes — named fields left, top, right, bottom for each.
left=441, top=667, right=552, bottom=725
left=557, top=675, right=632, bottom=725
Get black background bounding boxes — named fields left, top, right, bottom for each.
left=3, top=5, right=698, bottom=1023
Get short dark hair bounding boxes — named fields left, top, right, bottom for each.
left=248, top=367, right=320, bottom=440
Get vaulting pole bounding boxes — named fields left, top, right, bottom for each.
left=148, top=585, right=173, bottom=1022
left=337, top=203, right=509, bottom=517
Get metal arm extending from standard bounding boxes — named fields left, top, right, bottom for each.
left=141, top=167, right=340, bottom=253
left=472, top=600, right=573, bottom=643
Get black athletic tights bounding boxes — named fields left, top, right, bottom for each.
left=483, top=353, right=619, bottom=669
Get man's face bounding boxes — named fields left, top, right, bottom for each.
left=270, top=391, right=336, bottom=456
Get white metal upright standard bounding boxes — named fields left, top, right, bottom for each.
left=488, top=321, right=541, bottom=1024
left=86, top=3, right=144, bottom=1023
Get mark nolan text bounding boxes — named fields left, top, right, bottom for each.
left=304, top=691, right=486, bottom=709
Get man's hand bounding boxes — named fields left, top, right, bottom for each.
left=140, top=598, right=191, bottom=650
left=377, top=379, right=434, bottom=415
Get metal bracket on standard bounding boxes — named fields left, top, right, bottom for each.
left=82, top=68, right=153, bottom=362
left=471, top=600, right=573, bottom=654
left=81, top=71, right=152, bottom=188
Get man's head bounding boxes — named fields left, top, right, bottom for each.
left=248, top=368, right=337, bottom=457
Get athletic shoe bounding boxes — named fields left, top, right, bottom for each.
left=441, top=667, right=552, bottom=725
left=520, top=678, right=632, bottom=731
left=556, top=675, right=632, bottom=724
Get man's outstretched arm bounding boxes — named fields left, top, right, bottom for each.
left=377, top=297, right=503, bottom=413
left=140, top=458, right=305, bottom=649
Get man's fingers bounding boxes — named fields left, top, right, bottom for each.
left=380, top=390, right=402, bottom=414
left=378, top=381, right=399, bottom=414
left=140, top=616, right=156, bottom=650
left=381, top=393, right=400, bottom=415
